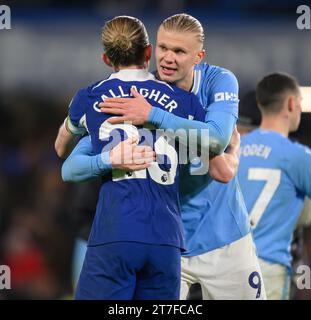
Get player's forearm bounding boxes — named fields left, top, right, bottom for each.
left=62, top=151, right=111, bottom=182
left=148, top=107, right=234, bottom=156
left=61, top=136, right=112, bottom=182
left=208, top=127, right=240, bottom=183
left=54, top=122, right=80, bottom=159
left=209, top=151, right=239, bottom=183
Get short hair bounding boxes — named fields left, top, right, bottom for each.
left=101, top=16, right=149, bottom=68
left=160, top=13, right=204, bottom=45
left=256, top=72, right=300, bottom=114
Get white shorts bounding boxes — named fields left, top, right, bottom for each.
left=180, top=233, right=266, bottom=300
left=258, top=258, right=290, bottom=300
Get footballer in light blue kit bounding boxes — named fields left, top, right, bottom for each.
left=177, top=63, right=264, bottom=300
left=180, top=63, right=250, bottom=255
left=62, top=14, right=266, bottom=300
left=65, top=16, right=206, bottom=300
left=151, top=18, right=264, bottom=300
left=238, top=72, right=311, bottom=299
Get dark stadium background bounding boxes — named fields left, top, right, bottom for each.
left=0, top=0, right=311, bottom=299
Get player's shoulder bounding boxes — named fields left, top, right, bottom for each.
left=153, top=80, right=197, bottom=103
left=149, top=70, right=194, bottom=99
left=282, top=140, right=311, bottom=184
left=240, top=129, right=257, bottom=142
left=147, top=77, right=177, bottom=93
left=241, top=129, right=287, bottom=150
left=240, top=129, right=264, bottom=146
left=195, top=63, right=237, bottom=82
left=263, top=137, right=311, bottom=173
left=193, top=63, right=238, bottom=98
left=86, top=76, right=112, bottom=94
left=288, top=140, right=311, bottom=160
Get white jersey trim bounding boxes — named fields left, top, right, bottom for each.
left=191, top=69, right=201, bottom=95
left=92, top=69, right=175, bottom=92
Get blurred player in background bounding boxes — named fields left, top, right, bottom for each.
left=65, top=13, right=265, bottom=299
left=238, top=72, right=311, bottom=299
left=237, top=89, right=311, bottom=299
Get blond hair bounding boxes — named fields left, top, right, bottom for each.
left=160, top=13, right=204, bottom=45
left=101, top=16, right=149, bottom=67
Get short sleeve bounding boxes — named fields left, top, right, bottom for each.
left=68, top=88, right=90, bottom=135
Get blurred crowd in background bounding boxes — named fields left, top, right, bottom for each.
left=1, top=0, right=311, bottom=299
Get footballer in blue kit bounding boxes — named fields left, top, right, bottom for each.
left=69, top=70, right=205, bottom=252
left=65, top=16, right=206, bottom=300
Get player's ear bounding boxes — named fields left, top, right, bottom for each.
left=144, top=44, right=152, bottom=63
left=288, top=95, right=295, bottom=113
left=102, top=53, right=112, bottom=67
left=195, top=49, right=205, bottom=65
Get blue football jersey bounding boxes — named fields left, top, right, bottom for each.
left=180, top=63, right=251, bottom=256
left=68, top=69, right=205, bottom=250
left=238, top=129, right=311, bottom=269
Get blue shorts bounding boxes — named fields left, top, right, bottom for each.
left=75, top=242, right=181, bottom=300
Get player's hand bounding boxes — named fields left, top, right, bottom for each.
left=208, top=127, right=240, bottom=183
left=109, top=137, right=156, bottom=171
left=99, top=88, right=152, bottom=125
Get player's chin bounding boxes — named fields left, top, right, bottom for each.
left=159, top=72, right=177, bottom=83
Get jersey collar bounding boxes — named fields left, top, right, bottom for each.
left=109, top=69, right=155, bottom=82
left=191, top=68, right=202, bottom=95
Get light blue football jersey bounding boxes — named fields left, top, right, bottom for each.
left=238, top=129, right=311, bottom=269
left=180, top=63, right=251, bottom=256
